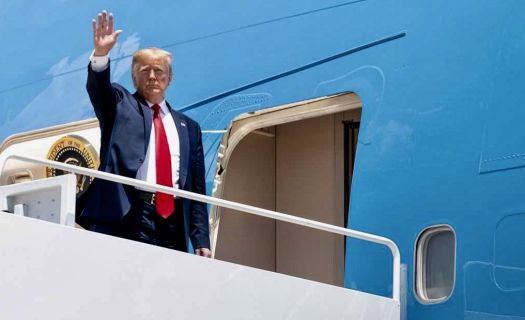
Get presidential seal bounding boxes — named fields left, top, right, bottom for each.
left=46, top=135, right=100, bottom=196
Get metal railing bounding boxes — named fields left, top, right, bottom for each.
left=2, top=154, right=401, bottom=302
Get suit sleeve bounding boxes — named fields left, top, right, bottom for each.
left=86, top=61, right=122, bottom=125
left=189, top=123, right=211, bottom=249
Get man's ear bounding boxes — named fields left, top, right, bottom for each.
left=132, top=73, right=138, bottom=89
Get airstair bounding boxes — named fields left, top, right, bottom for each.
left=0, top=155, right=402, bottom=320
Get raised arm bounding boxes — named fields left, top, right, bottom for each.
left=87, top=10, right=123, bottom=123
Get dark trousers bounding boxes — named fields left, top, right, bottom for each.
left=88, top=192, right=187, bottom=252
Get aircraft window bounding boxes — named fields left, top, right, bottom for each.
left=415, top=225, right=456, bottom=303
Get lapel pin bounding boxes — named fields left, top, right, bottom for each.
left=181, top=122, right=186, bottom=127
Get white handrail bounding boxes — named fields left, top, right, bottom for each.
left=2, top=154, right=401, bottom=302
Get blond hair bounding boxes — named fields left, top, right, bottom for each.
left=132, top=47, right=172, bottom=76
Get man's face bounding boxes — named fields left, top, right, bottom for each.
left=132, top=56, right=172, bottom=104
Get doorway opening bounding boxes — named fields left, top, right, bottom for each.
left=211, top=93, right=361, bottom=286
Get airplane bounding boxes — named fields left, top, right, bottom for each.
left=0, top=1, right=524, bottom=319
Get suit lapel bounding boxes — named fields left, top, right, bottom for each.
left=134, top=92, right=152, bottom=156
left=169, top=103, right=189, bottom=189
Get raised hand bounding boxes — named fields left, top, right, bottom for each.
left=92, top=10, right=122, bottom=56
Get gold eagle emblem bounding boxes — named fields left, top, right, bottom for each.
left=46, top=135, right=99, bottom=195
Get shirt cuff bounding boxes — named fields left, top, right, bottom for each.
left=89, top=51, right=109, bottom=72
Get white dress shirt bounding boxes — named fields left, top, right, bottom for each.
left=90, top=52, right=180, bottom=189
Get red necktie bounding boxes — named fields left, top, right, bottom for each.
left=152, top=104, right=174, bottom=218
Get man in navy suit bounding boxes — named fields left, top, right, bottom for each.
left=81, top=10, right=210, bottom=257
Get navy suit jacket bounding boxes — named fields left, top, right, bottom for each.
left=82, top=62, right=210, bottom=249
